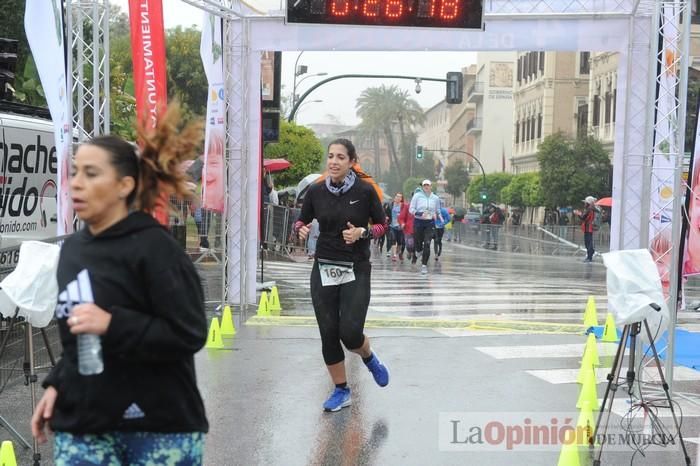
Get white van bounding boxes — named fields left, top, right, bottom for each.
left=0, top=103, right=58, bottom=266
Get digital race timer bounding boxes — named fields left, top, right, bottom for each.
left=287, top=0, right=483, bottom=29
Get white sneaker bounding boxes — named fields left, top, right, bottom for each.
left=421, top=265, right=428, bottom=275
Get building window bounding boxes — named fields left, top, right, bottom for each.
left=593, top=95, right=600, bottom=126
left=530, top=116, right=536, bottom=140
left=525, top=118, right=530, bottom=141
left=515, top=121, right=520, bottom=144
left=537, top=114, right=542, bottom=138
left=577, top=103, right=588, bottom=137
left=539, top=51, right=545, bottom=73
left=517, top=58, right=522, bottom=85
left=612, top=89, right=616, bottom=123
left=604, top=92, right=612, bottom=124
left=579, top=52, right=590, bottom=75
left=523, top=54, right=529, bottom=82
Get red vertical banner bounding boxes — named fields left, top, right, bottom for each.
left=129, top=0, right=168, bottom=224
left=129, top=0, right=167, bottom=128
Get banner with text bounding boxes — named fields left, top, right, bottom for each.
left=24, top=0, right=73, bottom=235
left=200, top=12, right=225, bottom=213
left=129, top=0, right=167, bottom=129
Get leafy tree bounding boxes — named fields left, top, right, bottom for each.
left=501, top=172, right=540, bottom=207
left=166, top=26, right=207, bottom=118
left=263, top=120, right=324, bottom=188
left=402, top=177, right=423, bottom=198
left=356, top=85, right=425, bottom=182
left=444, top=159, right=470, bottom=202
left=467, top=173, right=513, bottom=204
left=524, top=173, right=544, bottom=207
left=537, top=132, right=611, bottom=208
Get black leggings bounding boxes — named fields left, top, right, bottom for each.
left=310, top=260, right=371, bottom=365
left=434, top=228, right=444, bottom=255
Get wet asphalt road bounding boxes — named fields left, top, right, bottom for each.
left=5, top=241, right=700, bottom=465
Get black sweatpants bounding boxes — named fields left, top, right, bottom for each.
left=310, top=260, right=371, bottom=365
left=413, top=220, right=434, bottom=266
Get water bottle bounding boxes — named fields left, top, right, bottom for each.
left=78, top=334, right=104, bottom=375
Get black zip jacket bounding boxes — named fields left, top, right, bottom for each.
left=298, top=178, right=386, bottom=263
left=44, top=211, right=208, bottom=434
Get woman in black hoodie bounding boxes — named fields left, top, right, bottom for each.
left=31, top=104, right=209, bottom=464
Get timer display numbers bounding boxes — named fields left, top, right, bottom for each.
left=287, top=0, right=483, bottom=29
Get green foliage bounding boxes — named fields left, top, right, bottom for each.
left=166, top=26, right=208, bottom=117
left=402, top=177, right=423, bottom=197
left=537, top=132, right=611, bottom=208
left=467, top=173, right=513, bottom=204
left=501, top=172, right=541, bottom=207
left=524, top=174, right=544, bottom=207
left=356, top=84, right=425, bottom=187
left=263, top=120, right=324, bottom=187
left=444, top=159, right=470, bottom=200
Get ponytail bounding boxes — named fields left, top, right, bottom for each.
left=135, top=103, right=203, bottom=212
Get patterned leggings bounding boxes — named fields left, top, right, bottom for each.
left=54, top=431, right=204, bottom=465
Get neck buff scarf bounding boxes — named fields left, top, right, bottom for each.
left=325, top=169, right=356, bottom=196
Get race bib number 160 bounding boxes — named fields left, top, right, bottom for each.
left=318, top=260, right=356, bottom=287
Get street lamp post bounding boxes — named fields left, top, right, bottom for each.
left=293, top=72, right=328, bottom=107
left=293, top=99, right=323, bottom=122
left=292, top=52, right=306, bottom=109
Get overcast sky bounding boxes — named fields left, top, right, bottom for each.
left=111, top=0, right=476, bottom=125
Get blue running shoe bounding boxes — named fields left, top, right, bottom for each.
left=365, top=352, right=390, bottom=387
left=323, top=387, right=351, bottom=412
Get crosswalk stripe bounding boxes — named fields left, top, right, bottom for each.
left=526, top=366, right=700, bottom=384
left=475, top=343, right=619, bottom=359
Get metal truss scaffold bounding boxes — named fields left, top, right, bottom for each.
left=222, top=11, right=250, bottom=308
left=67, top=0, right=110, bottom=140
left=68, top=0, right=689, bottom=324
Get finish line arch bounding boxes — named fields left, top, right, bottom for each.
left=221, top=1, right=674, bottom=308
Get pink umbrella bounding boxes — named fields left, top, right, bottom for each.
left=263, top=158, right=291, bottom=173
left=596, top=197, right=613, bottom=207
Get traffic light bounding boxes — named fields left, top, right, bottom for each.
left=479, top=191, right=488, bottom=202
left=416, top=145, right=424, bottom=160
left=0, top=38, right=18, bottom=100
left=446, top=71, right=463, bottom=104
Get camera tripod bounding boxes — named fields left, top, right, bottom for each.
left=591, top=310, right=690, bottom=465
left=0, top=307, right=56, bottom=466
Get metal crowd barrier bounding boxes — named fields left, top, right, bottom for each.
left=261, top=204, right=611, bottom=259
left=448, top=222, right=611, bottom=256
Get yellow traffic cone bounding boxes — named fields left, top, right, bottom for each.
left=581, top=333, right=600, bottom=366
left=269, top=286, right=282, bottom=313
left=576, top=359, right=596, bottom=385
left=576, top=368, right=600, bottom=411
left=557, top=441, right=580, bottom=466
left=576, top=403, right=597, bottom=446
left=583, top=296, right=598, bottom=327
left=602, top=313, right=618, bottom=342
left=0, top=440, right=17, bottom=466
left=220, top=305, right=236, bottom=336
left=257, top=291, right=270, bottom=317
left=205, top=317, right=224, bottom=349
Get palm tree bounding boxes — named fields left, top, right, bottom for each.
left=356, top=85, right=425, bottom=181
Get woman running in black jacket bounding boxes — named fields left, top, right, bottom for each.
left=296, top=138, right=390, bottom=412
left=31, top=104, right=208, bottom=464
